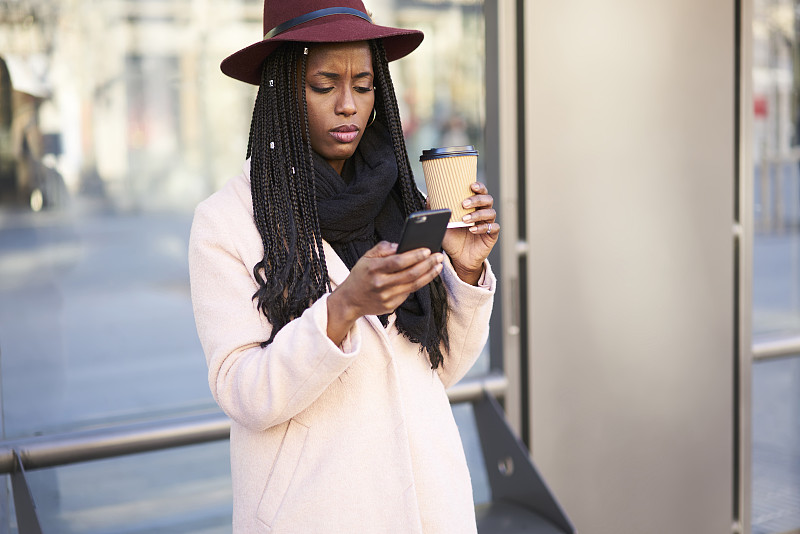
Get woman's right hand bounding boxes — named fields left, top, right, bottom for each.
left=325, top=241, right=444, bottom=345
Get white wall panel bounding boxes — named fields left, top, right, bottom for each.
left=524, top=2, right=735, bottom=532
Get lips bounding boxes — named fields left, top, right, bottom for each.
left=329, top=124, right=360, bottom=143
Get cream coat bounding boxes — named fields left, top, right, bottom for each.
left=189, top=162, right=496, bottom=533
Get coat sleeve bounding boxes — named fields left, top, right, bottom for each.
left=436, top=255, right=496, bottom=389
left=188, top=201, right=362, bottom=431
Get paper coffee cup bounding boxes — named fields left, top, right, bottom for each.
left=419, top=145, right=479, bottom=228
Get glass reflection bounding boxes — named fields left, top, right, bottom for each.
left=751, top=356, right=800, bottom=534
left=25, top=442, right=232, bottom=534
left=752, top=0, right=800, bottom=339
left=752, top=1, right=800, bottom=532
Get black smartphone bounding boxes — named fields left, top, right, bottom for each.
left=396, top=209, right=451, bottom=254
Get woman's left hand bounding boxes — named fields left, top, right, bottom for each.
left=441, top=181, right=499, bottom=285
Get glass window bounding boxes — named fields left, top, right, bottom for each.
left=751, top=1, right=800, bottom=532
left=751, top=355, right=800, bottom=534
left=372, top=0, right=486, bottom=185
left=21, top=442, right=232, bottom=534
left=752, top=0, right=800, bottom=339
left=0, top=0, right=493, bottom=530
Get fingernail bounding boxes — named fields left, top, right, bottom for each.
left=470, top=226, right=479, bottom=233
left=463, top=214, right=472, bottom=222
left=472, top=183, right=480, bottom=191
left=462, top=200, right=472, bottom=208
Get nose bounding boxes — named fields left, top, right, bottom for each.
left=335, top=87, right=357, bottom=117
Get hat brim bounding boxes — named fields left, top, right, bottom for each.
left=221, top=15, right=424, bottom=85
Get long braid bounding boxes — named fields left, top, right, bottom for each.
left=370, top=40, right=450, bottom=369
left=299, top=48, right=332, bottom=293
left=249, top=43, right=329, bottom=346
left=277, top=48, right=304, bottom=300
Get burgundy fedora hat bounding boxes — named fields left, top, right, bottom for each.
left=221, top=0, right=424, bottom=85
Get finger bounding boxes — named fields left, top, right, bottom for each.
left=376, top=253, right=443, bottom=301
left=470, top=182, right=488, bottom=195
left=383, top=247, right=432, bottom=273
left=390, top=259, right=445, bottom=299
left=462, top=207, right=497, bottom=225
left=363, top=240, right=398, bottom=258
left=391, top=252, right=444, bottom=285
left=462, top=194, right=493, bottom=211
left=470, top=221, right=501, bottom=235
left=411, top=259, right=446, bottom=289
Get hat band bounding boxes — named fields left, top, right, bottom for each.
left=264, top=7, right=373, bottom=40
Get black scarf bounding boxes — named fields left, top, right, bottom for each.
left=315, top=122, right=440, bottom=356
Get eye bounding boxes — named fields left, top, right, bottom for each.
left=354, top=86, right=373, bottom=94
left=310, top=86, right=334, bottom=94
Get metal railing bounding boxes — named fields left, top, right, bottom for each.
left=0, top=372, right=507, bottom=475
left=752, top=335, right=800, bottom=361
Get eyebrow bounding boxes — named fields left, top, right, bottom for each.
left=312, top=71, right=373, bottom=80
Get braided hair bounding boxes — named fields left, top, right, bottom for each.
left=247, top=40, right=449, bottom=369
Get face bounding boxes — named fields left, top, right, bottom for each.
left=304, top=41, right=375, bottom=175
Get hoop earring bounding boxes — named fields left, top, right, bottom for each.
left=367, top=108, right=377, bottom=128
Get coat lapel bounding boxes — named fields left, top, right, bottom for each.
left=322, top=240, right=349, bottom=289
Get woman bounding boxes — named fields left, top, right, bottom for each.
left=189, top=1, right=500, bottom=532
